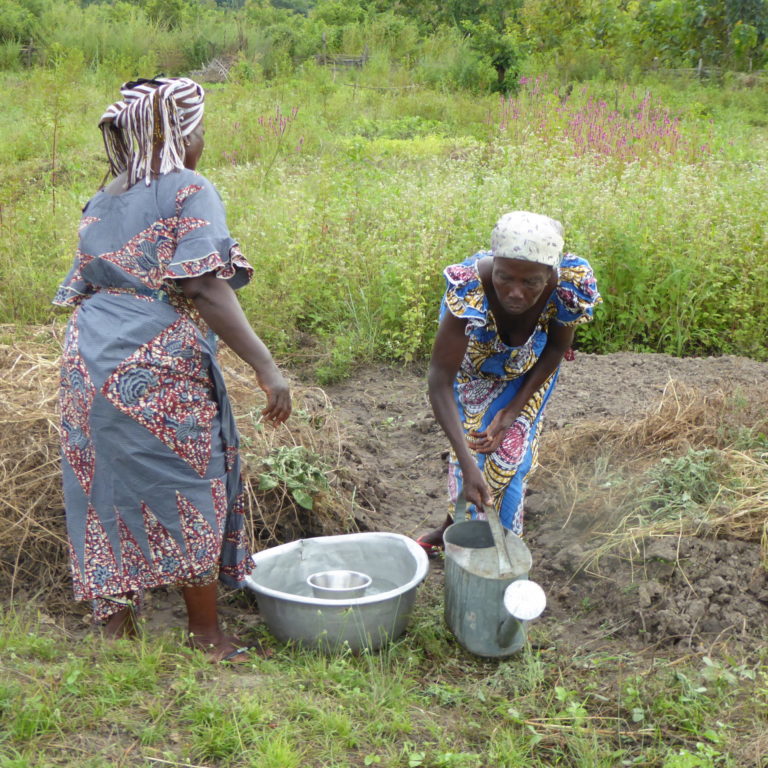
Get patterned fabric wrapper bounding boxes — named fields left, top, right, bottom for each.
left=53, top=170, right=253, bottom=623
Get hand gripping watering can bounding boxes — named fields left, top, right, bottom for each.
left=444, top=495, right=546, bottom=657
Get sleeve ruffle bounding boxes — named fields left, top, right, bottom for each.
left=164, top=177, right=253, bottom=291
left=52, top=255, right=95, bottom=307
left=441, top=256, right=488, bottom=334
left=552, top=253, right=602, bottom=326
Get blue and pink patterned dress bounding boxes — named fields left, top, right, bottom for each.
left=54, top=169, right=252, bottom=621
left=441, top=252, right=601, bottom=534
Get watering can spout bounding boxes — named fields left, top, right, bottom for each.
left=496, top=614, right=521, bottom=648
left=496, top=579, right=547, bottom=648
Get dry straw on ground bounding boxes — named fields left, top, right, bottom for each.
left=0, top=327, right=67, bottom=603
left=537, top=379, right=768, bottom=558
left=4, top=325, right=766, bottom=608
left=0, top=326, right=363, bottom=605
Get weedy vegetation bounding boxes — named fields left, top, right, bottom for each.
left=1, top=584, right=767, bottom=767
left=1, top=51, right=768, bottom=377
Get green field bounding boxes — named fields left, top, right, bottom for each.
left=3, top=579, right=767, bottom=768
left=2, top=58, right=768, bottom=379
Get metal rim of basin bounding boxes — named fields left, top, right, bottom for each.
left=245, top=532, right=429, bottom=607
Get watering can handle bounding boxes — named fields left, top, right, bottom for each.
left=455, top=491, right=514, bottom=577
left=454, top=492, right=468, bottom=521
left=453, top=491, right=491, bottom=522
left=487, top=510, right=515, bottom=578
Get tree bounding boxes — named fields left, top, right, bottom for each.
left=461, top=17, right=524, bottom=91
left=438, top=1, right=526, bottom=92
left=636, top=0, right=768, bottom=67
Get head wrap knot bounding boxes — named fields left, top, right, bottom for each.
left=490, top=211, right=564, bottom=268
left=99, top=76, right=205, bottom=186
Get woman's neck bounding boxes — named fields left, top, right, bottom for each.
left=102, top=171, right=131, bottom=196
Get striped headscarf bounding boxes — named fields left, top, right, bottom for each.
left=99, top=76, right=205, bottom=187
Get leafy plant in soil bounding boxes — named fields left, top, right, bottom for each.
left=640, top=448, right=728, bottom=521
left=254, top=445, right=330, bottom=511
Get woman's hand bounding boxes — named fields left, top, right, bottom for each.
left=461, top=464, right=493, bottom=512
left=256, top=368, right=291, bottom=425
left=468, top=407, right=519, bottom=455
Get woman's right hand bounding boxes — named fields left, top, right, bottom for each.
left=257, top=368, right=292, bottom=425
left=462, top=465, right=493, bottom=513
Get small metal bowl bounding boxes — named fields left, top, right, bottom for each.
left=307, top=569, right=372, bottom=600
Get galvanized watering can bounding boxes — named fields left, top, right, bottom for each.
left=444, top=497, right=546, bottom=658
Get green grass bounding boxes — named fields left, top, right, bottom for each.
left=1, top=590, right=766, bottom=768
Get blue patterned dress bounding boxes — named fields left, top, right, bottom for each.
left=441, top=252, right=601, bottom=534
left=54, top=169, right=252, bottom=621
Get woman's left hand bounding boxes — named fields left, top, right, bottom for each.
left=468, top=408, right=519, bottom=455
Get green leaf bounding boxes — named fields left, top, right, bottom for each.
left=526, top=725, right=543, bottom=746
left=554, top=685, right=569, bottom=702
left=506, top=706, right=523, bottom=723
left=292, top=489, right=314, bottom=509
left=258, top=474, right=279, bottom=491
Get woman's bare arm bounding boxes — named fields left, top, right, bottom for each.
left=428, top=311, right=493, bottom=510
left=177, top=273, right=291, bottom=424
left=470, top=323, right=575, bottom=454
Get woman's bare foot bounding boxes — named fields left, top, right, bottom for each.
left=103, top=606, right=140, bottom=639
left=188, top=631, right=251, bottom=664
left=182, top=582, right=261, bottom=664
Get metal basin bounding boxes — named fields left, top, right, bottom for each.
left=244, top=532, right=429, bottom=652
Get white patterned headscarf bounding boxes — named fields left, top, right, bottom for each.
left=99, top=76, right=205, bottom=186
left=490, top=211, right=564, bottom=268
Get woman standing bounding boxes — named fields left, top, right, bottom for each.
left=418, top=211, right=600, bottom=551
left=54, top=77, right=290, bottom=662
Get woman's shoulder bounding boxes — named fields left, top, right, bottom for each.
left=441, top=252, right=489, bottom=326
left=159, top=168, right=216, bottom=194
left=559, top=252, right=593, bottom=271
left=553, top=252, right=601, bottom=324
left=444, top=252, right=488, bottom=287
left=557, top=252, right=598, bottom=291
left=157, top=170, right=224, bottom=215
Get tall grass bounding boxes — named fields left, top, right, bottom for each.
left=1, top=60, right=767, bottom=375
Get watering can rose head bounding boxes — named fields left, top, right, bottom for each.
left=503, top=579, right=547, bottom=621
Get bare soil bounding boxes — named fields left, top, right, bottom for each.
left=322, top=351, right=768, bottom=656
left=21, top=350, right=768, bottom=658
